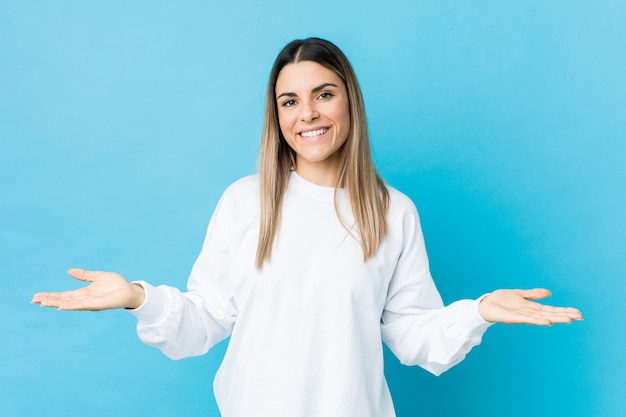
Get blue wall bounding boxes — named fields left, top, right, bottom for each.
left=1, top=1, right=624, bottom=416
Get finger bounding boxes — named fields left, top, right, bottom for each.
left=33, top=289, right=88, bottom=306
left=533, top=304, right=583, bottom=321
left=32, top=292, right=63, bottom=305
left=32, top=289, right=69, bottom=304
left=542, top=308, right=583, bottom=321
left=32, top=293, right=65, bottom=308
left=40, top=294, right=96, bottom=310
left=517, top=315, right=553, bottom=326
left=505, top=310, right=563, bottom=326
left=517, top=288, right=551, bottom=301
left=518, top=308, right=582, bottom=325
left=538, top=304, right=582, bottom=315
left=31, top=292, right=46, bottom=304
left=67, top=268, right=93, bottom=282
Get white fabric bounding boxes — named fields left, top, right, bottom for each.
left=129, top=172, right=492, bottom=417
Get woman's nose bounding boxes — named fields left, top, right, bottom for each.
left=299, top=101, right=319, bottom=122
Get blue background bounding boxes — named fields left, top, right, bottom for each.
left=1, top=1, right=624, bottom=416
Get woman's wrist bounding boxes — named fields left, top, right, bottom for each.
left=127, top=282, right=146, bottom=310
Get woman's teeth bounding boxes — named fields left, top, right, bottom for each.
left=300, top=128, right=328, bottom=138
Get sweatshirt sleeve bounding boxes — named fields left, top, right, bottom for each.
left=380, top=196, right=492, bottom=376
left=127, top=190, right=239, bottom=360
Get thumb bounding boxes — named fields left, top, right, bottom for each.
left=518, top=288, right=551, bottom=301
left=67, top=268, right=92, bottom=282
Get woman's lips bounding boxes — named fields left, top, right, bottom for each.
left=299, top=127, right=329, bottom=139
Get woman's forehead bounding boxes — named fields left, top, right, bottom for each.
left=275, top=61, right=344, bottom=93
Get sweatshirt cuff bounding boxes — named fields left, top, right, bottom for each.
left=126, top=280, right=169, bottom=324
left=454, top=294, right=494, bottom=335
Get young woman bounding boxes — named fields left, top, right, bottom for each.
left=32, top=38, right=582, bottom=417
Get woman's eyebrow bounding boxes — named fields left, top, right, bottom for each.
left=276, top=91, right=296, bottom=100
left=276, top=83, right=339, bottom=101
left=311, top=82, right=339, bottom=93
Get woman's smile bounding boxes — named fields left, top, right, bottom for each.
left=299, top=127, right=330, bottom=140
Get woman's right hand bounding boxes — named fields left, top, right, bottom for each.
left=31, top=268, right=145, bottom=311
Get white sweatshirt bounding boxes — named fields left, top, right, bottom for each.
left=129, top=171, right=492, bottom=417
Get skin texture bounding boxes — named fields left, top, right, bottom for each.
left=275, top=61, right=351, bottom=187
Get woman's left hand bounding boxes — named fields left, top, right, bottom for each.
left=478, top=289, right=582, bottom=325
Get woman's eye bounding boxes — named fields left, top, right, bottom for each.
left=282, top=99, right=297, bottom=107
left=318, top=92, right=334, bottom=100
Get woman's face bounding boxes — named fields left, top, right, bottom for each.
left=275, top=61, right=350, bottom=186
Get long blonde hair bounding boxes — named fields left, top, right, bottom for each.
left=256, top=38, right=389, bottom=269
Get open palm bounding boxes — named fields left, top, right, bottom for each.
left=31, top=268, right=145, bottom=311
left=478, top=288, right=582, bottom=325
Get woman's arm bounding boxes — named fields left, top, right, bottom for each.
left=380, top=192, right=582, bottom=375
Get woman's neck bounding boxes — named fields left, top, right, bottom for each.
left=293, top=158, right=341, bottom=187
